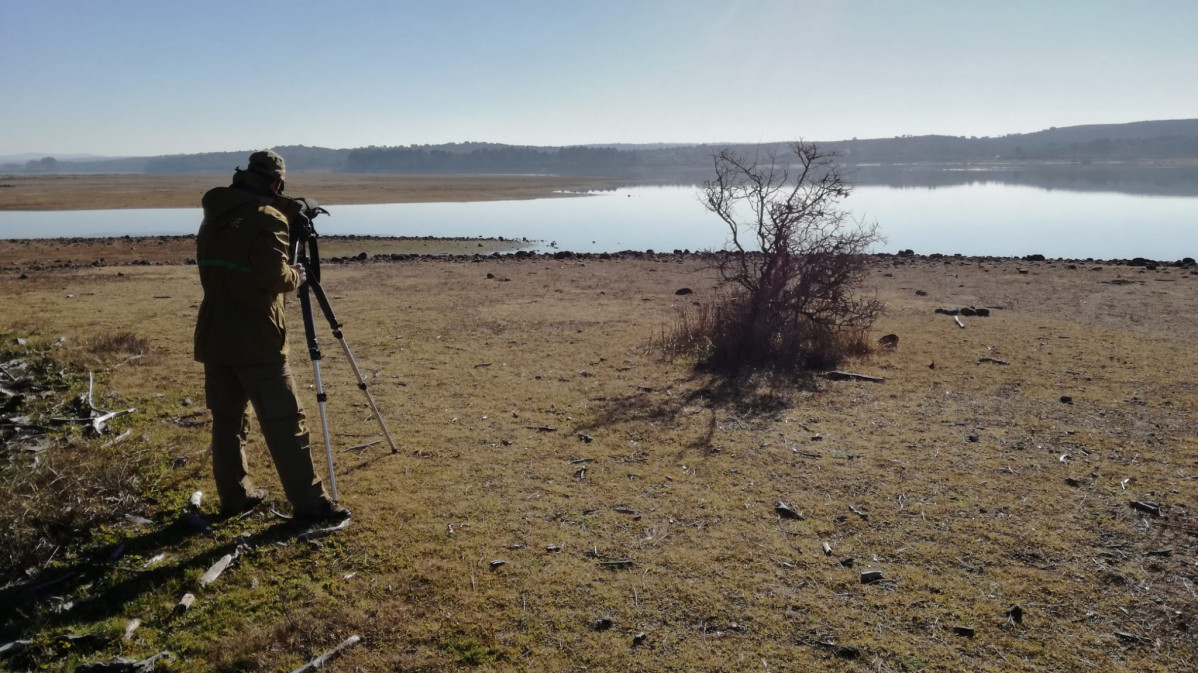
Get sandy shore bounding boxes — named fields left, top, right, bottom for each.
left=0, top=173, right=627, bottom=211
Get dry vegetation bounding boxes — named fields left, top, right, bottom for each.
left=1, top=243, right=1196, bottom=672
left=0, top=174, right=622, bottom=211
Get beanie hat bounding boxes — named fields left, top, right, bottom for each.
left=247, top=149, right=285, bottom=180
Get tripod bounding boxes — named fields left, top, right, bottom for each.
left=285, top=197, right=398, bottom=503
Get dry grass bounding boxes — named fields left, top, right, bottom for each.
left=0, top=248, right=1196, bottom=671
left=0, top=173, right=623, bottom=211
left=0, top=331, right=175, bottom=583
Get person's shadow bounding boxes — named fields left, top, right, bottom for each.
left=0, top=510, right=308, bottom=647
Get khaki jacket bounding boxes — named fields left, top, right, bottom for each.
left=194, top=183, right=301, bottom=364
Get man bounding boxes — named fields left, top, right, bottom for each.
left=194, top=149, right=349, bottom=523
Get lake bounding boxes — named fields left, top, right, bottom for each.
left=1, top=179, right=1195, bottom=260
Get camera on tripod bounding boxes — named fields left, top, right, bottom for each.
left=274, top=195, right=397, bottom=504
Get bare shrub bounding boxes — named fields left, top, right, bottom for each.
left=667, top=142, right=883, bottom=374
left=83, top=331, right=149, bottom=358
left=75, top=331, right=152, bottom=368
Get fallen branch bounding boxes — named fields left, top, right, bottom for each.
left=1129, top=500, right=1161, bottom=517
left=290, top=635, right=362, bottom=673
left=76, top=651, right=171, bottom=673
left=0, top=640, right=31, bottom=658
left=102, top=430, right=133, bottom=448
left=774, top=501, right=804, bottom=520
left=112, top=353, right=145, bottom=369
left=298, top=517, right=352, bottom=542
left=198, top=553, right=235, bottom=588
left=169, top=412, right=209, bottom=428
left=1115, top=631, right=1151, bottom=645
left=343, top=440, right=381, bottom=453
left=823, top=371, right=884, bottom=383
left=954, top=316, right=965, bottom=329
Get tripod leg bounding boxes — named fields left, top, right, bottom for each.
left=306, top=277, right=400, bottom=455
left=310, top=359, right=340, bottom=503
left=335, top=338, right=399, bottom=453
left=297, top=278, right=341, bottom=503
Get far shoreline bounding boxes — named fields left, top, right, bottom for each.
left=1, top=235, right=1194, bottom=273
left=0, top=173, right=630, bottom=211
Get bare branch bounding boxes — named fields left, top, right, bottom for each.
left=692, top=141, right=885, bottom=373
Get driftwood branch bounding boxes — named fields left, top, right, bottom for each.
left=823, top=371, right=884, bottom=383
left=290, top=635, right=362, bottom=673
left=102, top=430, right=133, bottom=447
left=91, top=408, right=136, bottom=435
left=343, top=440, right=381, bottom=453
left=198, top=553, right=234, bottom=588
left=298, top=517, right=352, bottom=542
left=75, top=651, right=172, bottom=672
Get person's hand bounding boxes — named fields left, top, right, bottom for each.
left=290, top=263, right=307, bottom=287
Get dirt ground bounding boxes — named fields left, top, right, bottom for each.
left=1, top=249, right=1196, bottom=671
left=0, top=173, right=624, bottom=211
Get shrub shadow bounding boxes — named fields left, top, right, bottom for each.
left=578, top=370, right=818, bottom=449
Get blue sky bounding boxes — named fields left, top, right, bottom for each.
left=2, top=0, right=1195, bottom=156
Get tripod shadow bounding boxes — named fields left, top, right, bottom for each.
left=340, top=447, right=397, bottom=476
left=0, top=513, right=304, bottom=641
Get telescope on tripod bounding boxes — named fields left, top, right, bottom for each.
left=278, top=196, right=397, bottom=503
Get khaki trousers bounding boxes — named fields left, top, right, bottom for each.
left=204, top=360, right=329, bottom=514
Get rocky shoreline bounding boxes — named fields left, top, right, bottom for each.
left=4, top=234, right=1195, bottom=273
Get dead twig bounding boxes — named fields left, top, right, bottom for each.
left=290, top=635, right=362, bottom=673
left=823, top=371, right=884, bottom=383
left=343, top=440, right=381, bottom=453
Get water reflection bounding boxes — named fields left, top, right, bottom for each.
left=1, top=180, right=1194, bottom=260
left=849, top=163, right=1198, bottom=197
left=597, top=162, right=1198, bottom=198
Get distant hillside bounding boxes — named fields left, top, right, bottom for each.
left=0, top=145, right=352, bottom=175
left=823, top=119, right=1198, bottom=163
left=5, top=119, right=1198, bottom=176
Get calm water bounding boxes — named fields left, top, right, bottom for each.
left=1, top=182, right=1195, bottom=260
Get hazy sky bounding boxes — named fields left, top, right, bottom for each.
left=3, top=0, right=1195, bottom=156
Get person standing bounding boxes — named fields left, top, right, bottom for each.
left=194, top=149, right=349, bottom=523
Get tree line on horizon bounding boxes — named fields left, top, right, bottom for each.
left=6, top=119, right=1198, bottom=176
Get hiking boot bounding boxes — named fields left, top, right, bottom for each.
left=295, top=500, right=351, bottom=525
left=219, top=488, right=269, bottom=517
